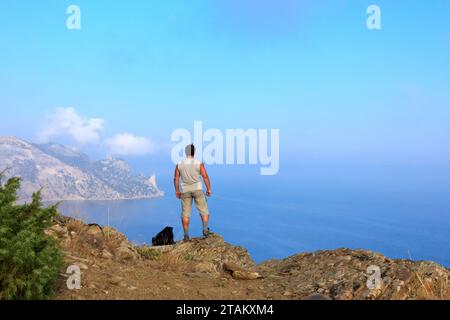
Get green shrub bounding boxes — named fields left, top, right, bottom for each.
left=0, top=173, right=63, bottom=300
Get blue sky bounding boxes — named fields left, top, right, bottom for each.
left=1, top=0, right=450, bottom=181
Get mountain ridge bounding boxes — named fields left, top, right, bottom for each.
left=0, top=136, right=163, bottom=201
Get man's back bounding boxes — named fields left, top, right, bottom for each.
left=177, top=158, right=202, bottom=193
left=174, top=144, right=212, bottom=241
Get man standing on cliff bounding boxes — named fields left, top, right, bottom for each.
left=174, top=144, right=212, bottom=241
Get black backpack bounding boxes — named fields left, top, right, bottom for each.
left=152, top=226, right=174, bottom=246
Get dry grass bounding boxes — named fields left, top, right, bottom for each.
left=413, top=269, right=450, bottom=300
left=62, top=220, right=125, bottom=258
left=138, top=246, right=196, bottom=273
left=65, top=219, right=85, bottom=234
left=158, top=253, right=196, bottom=272
left=136, top=246, right=161, bottom=260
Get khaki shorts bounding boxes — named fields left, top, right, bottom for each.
left=181, top=190, right=210, bottom=218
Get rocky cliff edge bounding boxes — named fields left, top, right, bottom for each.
left=50, top=217, right=450, bottom=300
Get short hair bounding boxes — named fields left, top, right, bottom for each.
left=185, top=144, right=195, bottom=157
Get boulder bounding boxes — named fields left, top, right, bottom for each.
left=169, top=234, right=255, bottom=275
left=116, top=243, right=140, bottom=261
left=223, top=262, right=262, bottom=280
left=101, top=249, right=114, bottom=259
left=258, top=248, right=450, bottom=300
left=109, top=276, right=127, bottom=287
left=85, top=224, right=104, bottom=237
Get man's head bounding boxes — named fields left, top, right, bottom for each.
left=185, top=144, right=195, bottom=157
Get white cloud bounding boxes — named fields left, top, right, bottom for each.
left=105, top=133, right=154, bottom=156
left=36, top=108, right=155, bottom=157
left=37, top=107, right=105, bottom=144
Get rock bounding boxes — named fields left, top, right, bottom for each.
left=258, top=247, right=450, bottom=300
left=223, top=262, right=262, bottom=280
left=46, top=224, right=69, bottom=239
left=101, top=249, right=114, bottom=259
left=116, top=244, right=139, bottom=261
left=77, top=263, right=89, bottom=270
left=232, top=270, right=262, bottom=280
left=86, top=224, right=104, bottom=237
left=169, top=234, right=255, bottom=275
left=109, top=276, right=127, bottom=287
left=65, top=254, right=90, bottom=263
left=109, top=276, right=124, bottom=285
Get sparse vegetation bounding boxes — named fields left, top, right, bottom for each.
left=156, top=252, right=196, bottom=272
left=137, top=246, right=196, bottom=272
left=137, top=246, right=161, bottom=261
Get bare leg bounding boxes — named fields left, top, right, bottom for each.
left=182, top=216, right=190, bottom=240
left=201, top=214, right=209, bottom=224
left=201, top=214, right=210, bottom=237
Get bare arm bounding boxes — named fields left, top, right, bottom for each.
left=174, top=165, right=181, bottom=199
left=200, top=163, right=212, bottom=196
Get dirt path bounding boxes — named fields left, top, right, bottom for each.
left=56, top=259, right=284, bottom=300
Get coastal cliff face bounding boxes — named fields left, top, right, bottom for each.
left=51, top=217, right=450, bottom=300
left=0, top=136, right=163, bottom=201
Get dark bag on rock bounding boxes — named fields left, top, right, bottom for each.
left=152, top=226, right=174, bottom=246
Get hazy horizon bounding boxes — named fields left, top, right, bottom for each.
left=1, top=1, right=450, bottom=172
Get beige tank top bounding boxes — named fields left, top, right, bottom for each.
left=178, top=158, right=203, bottom=193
